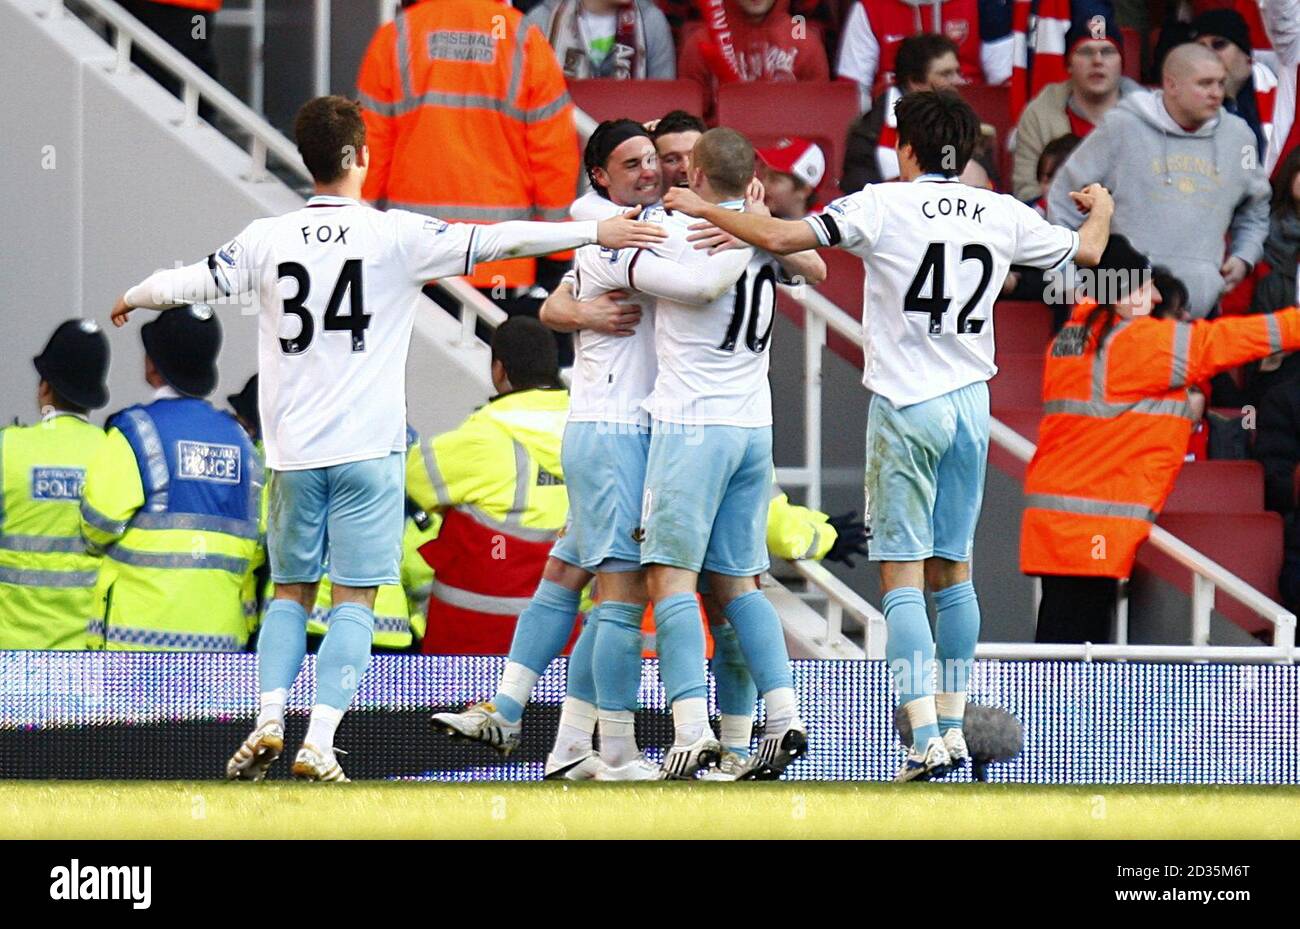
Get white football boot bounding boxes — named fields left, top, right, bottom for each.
left=225, top=720, right=285, bottom=781
left=594, top=755, right=662, bottom=781
left=942, top=728, right=970, bottom=772
left=698, top=750, right=749, bottom=782
left=659, top=733, right=723, bottom=780
left=543, top=750, right=602, bottom=780
left=894, top=736, right=953, bottom=783
left=291, top=743, right=349, bottom=783
left=738, top=718, right=808, bottom=781
left=431, top=702, right=521, bottom=755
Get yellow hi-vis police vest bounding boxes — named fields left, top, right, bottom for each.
left=0, top=414, right=107, bottom=649
left=304, top=515, right=441, bottom=649
left=80, top=399, right=265, bottom=651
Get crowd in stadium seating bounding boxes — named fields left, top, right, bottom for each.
left=12, top=0, right=1300, bottom=650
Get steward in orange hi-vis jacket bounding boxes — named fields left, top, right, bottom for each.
left=356, top=0, right=580, bottom=289
left=1021, top=236, right=1300, bottom=642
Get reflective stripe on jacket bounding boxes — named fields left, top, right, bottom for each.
left=1021, top=301, right=1300, bottom=578
left=0, top=415, right=107, bottom=649
left=357, top=0, right=580, bottom=288
left=407, top=388, right=570, bottom=654
left=81, top=399, right=264, bottom=651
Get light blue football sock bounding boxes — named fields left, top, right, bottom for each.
left=710, top=620, right=758, bottom=716
left=314, top=602, right=374, bottom=711
left=654, top=592, right=709, bottom=703
left=492, top=580, right=582, bottom=723
left=257, top=598, right=308, bottom=695
left=565, top=610, right=599, bottom=705
left=721, top=590, right=793, bottom=695
left=882, top=586, right=939, bottom=749
left=593, top=601, right=646, bottom=712
left=710, top=620, right=757, bottom=757
left=934, top=580, right=980, bottom=732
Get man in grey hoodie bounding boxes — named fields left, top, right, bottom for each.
left=1048, top=43, right=1270, bottom=318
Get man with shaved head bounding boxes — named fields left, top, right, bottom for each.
left=1048, top=42, right=1270, bottom=317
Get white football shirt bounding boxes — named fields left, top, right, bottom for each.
left=805, top=176, right=1079, bottom=407
left=567, top=194, right=658, bottom=426
left=581, top=203, right=776, bottom=427
left=209, top=195, right=477, bottom=470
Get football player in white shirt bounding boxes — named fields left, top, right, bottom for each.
left=434, top=120, right=667, bottom=781
left=108, top=96, right=666, bottom=783
left=666, top=91, right=1114, bottom=781
left=609, top=128, right=826, bottom=779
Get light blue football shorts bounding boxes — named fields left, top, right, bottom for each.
left=550, top=420, right=651, bottom=573
left=640, top=420, right=772, bottom=577
left=267, top=451, right=405, bottom=587
left=865, top=380, right=990, bottom=563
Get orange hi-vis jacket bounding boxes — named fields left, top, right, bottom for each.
left=1021, top=301, right=1300, bottom=579
left=357, top=0, right=580, bottom=289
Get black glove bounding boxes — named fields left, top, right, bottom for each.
left=823, top=511, right=870, bottom=567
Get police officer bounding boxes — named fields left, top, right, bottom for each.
left=81, top=305, right=264, bottom=651
left=0, top=320, right=111, bottom=649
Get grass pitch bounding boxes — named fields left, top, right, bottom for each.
left=3, top=781, right=1300, bottom=839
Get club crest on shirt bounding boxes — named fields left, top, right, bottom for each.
left=177, top=441, right=242, bottom=484
left=944, top=19, right=970, bottom=45
left=30, top=467, right=85, bottom=501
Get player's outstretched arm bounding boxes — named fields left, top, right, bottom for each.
left=1069, top=183, right=1115, bottom=267
left=473, top=208, right=666, bottom=263
left=111, top=259, right=230, bottom=327
left=631, top=245, right=752, bottom=305
left=663, top=187, right=819, bottom=255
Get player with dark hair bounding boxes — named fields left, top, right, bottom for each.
left=434, top=118, right=667, bottom=780
left=666, top=91, right=1114, bottom=781
left=650, top=110, right=708, bottom=190
left=110, top=95, right=665, bottom=783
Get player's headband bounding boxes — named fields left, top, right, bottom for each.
left=585, top=120, right=654, bottom=194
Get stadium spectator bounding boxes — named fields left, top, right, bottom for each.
left=525, top=0, right=677, bottom=78
left=657, top=0, right=845, bottom=61
left=356, top=0, right=580, bottom=309
left=836, top=0, right=1010, bottom=113
left=1022, top=235, right=1300, bottom=643
left=80, top=306, right=264, bottom=652
left=677, top=0, right=830, bottom=123
left=1010, top=13, right=1144, bottom=202
left=1048, top=43, right=1270, bottom=318
left=406, top=318, right=573, bottom=655
left=0, top=321, right=110, bottom=650
left=120, top=0, right=220, bottom=113
left=1191, top=7, right=1277, bottom=165
left=1028, top=133, right=1079, bottom=211
left=651, top=109, right=706, bottom=188
left=841, top=33, right=961, bottom=191
left=755, top=137, right=825, bottom=217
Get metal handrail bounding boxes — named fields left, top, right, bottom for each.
left=46, top=0, right=309, bottom=183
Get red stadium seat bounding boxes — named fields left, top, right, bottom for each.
left=566, top=79, right=704, bottom=125
left=1141, top=512, right=1284, bottom=635
left=989, top=352, right=1045, bottom=412
left=1119, top=27, right=1144, bottom=82
left=814, top=248, right=865, bottom=319
left=1163, top=460, right=1266, bottom=514
left=993, top=300, right=1055, bottom=354
left=715, top=80, right=860, bottom=202
left=961, top=83, right=1012, bottom=186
